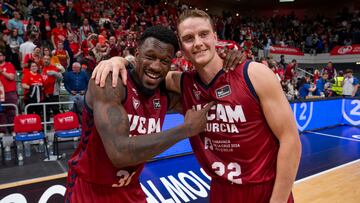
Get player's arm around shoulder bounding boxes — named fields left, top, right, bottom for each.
left=165, top=71, right=183, bottom=93
left=86, top=75, right=130, bottom=168
left=247, top=62, right=301, bottom=203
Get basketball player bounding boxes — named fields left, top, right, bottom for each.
left=94, top=10, right=301, bottom=203
left=65, top=26, right=214, bottom=203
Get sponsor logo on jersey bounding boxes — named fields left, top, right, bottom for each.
left=153, top=99, right=161, bottom=109
left=193, top=90, right=201, bottom=100
left=128, top=114, right=161, bottom=136
left=215, top=85, right=231, bottom=99
left=204, top=137, right=213, bottom=150
left=132, top=97, right=140, bottom=109
left=193, top=103, right=246, bottom=134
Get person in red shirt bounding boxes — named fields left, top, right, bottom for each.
left=108, top=36, right=121, bottom=57
left=22, top=46, right=43, bottom=73
left=21, top=61, right=43, bottom=116
left=42, top=55, right=63, bottom=121
left=68, top=33, right=81, bottom=60
left=0, top=52, right=18, bottom=135
left=285, top=59, right=297, bottom=81
left=51, top=20, right=67, bottom=49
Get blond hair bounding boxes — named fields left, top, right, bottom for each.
left=178, top=9, right=215, bottom=30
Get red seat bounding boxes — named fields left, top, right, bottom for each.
left=13, top=114, right=49, bottom=160
left=53, top=112, right=81, bottom=158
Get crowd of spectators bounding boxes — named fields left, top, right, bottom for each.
left=263, top=58, right=359, bottom=100
left=0, top=0, right=359, bottom=136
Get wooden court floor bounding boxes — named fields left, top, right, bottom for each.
left=294, top=159, right=360, bottom=203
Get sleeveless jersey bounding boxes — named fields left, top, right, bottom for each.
left=181, top=60, right=279, bottom=185
left=68, top=72, right=168, bottom=188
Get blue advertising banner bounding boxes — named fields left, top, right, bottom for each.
left=342, top=99, right=360, bottom=126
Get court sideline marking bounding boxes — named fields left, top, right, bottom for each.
left=305, top=131, right=360, bottom=142
left=295, top=158, right=360, bottom=184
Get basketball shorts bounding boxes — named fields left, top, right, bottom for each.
left=65, top=170, right=147, bottom=203
left=209, top=179, right=294, bottom=203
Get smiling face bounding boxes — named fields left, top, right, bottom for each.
left=135, top=37, right=175, bottom=90
left=178, top=17, right=217, bottom=69
left=30, top=62, right=38, bottom=73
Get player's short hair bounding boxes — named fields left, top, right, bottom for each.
left=138, top=25, right=179, bottom=54
left=178, top=9, right=215, bottom=31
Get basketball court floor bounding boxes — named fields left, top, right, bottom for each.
left=0, top=124, right=359, bottom=202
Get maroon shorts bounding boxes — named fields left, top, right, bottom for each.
left=209, top=180, right=294, bottom=203
left=65, top=170, right=146, bottom=203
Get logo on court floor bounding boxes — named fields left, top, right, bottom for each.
left=342, top=99, right=360, bottom=126
left=293, top=102, right=313, bottom=132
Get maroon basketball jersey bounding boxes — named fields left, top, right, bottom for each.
left=181, top=60, right=279, bottom=185
left=68, top=72, right=168, bottom=189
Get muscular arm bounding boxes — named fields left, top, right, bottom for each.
left=248, top=62, right=301, bottom=203
left=165, top=71, right=182, bottom=93
left=88, top=76, right=193, bottom=168
left=167, top=91, right=183, bottom=113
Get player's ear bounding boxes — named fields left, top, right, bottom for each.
left=214, top=31, right=218, bottom=41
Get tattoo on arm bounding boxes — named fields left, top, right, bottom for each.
left=89, top=75, right=190, bottom=168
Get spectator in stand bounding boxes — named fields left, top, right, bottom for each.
left=52, top=41, right=70, bottom=71
left=171, top=50, right=192, bottom=72
left=63, top=62, right=89, bottom=123
left=19, top=32, right=36, bottom=62
left=39, top=12, right=55, bottom=47
left=51, top=20, right=67, bottom=49
left=279, top=54, right=286, bottom=69
left=321, top=61, right=336, bottom=80
left=108, top=36, right=121, bottom=57
left=42, top=47, right=51, bottom=57
left=26, top=17, right=39, bottom=36
left=0, top=51, right=17, bottom=136
left=63, top=0, right=78, bottom=28
left=66, top=33, right=81, bottom=63
left=263, top=33, right=272, bottom=58
left=315, top=72, right=329, bottom=97
left=342, top=69, right=359, bottom=97
left=22, top=46, right=43, bottom=72
left=298, top=76, right=316, bottom=99
left=286, top=79, right=298, bottom=100
left=7, top=29, right=23, bottom=49
left=7, top=41, right=21, bottom=71
left=42, top=55, right=63, bottom=122
left=92, top=42, right=110, bottom=64
left=21, top=60, right=43, bottom=116
left=331, top=70, right=344, bottom=97
left=65, top=22, right=78, bottom=42
left=285, top=59, right=297, bottom=81
left=79, top=18, right=94, bottom=43
left=313, top=69, right=320, bottom=85
left=7, top=11, right=25, bottom=40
